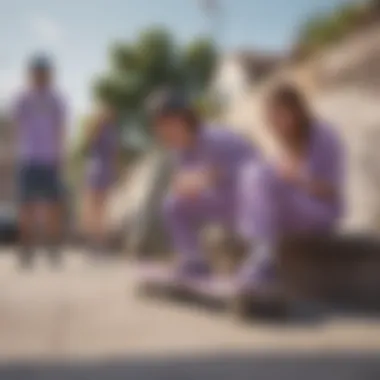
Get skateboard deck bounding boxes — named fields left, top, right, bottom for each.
left=136, top=262, right=288, bottom=318
left=137, top=262, right=235, bottom=304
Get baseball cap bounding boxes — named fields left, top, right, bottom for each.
left=28, top=54, right=53, bottom=71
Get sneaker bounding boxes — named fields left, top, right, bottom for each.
left=48, top=246, right=64, bottom=269
left=237, top=256, right=278, bottom=294
left=18, top=247, right=35, bottom=271
left=175, top=260, right=211, bottom=281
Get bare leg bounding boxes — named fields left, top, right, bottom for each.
left=18, top=203, right=38, bottom=269
left=43, top=201, right=64, bottom=267
left=80, top=192, right=92, bottom=245
left=85, top=189, right=108, bottom=259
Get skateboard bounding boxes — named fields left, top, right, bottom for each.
left=136, top=262, right=288, bottom=319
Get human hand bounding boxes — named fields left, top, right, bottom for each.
left=172, top=169, right=209, bottom=199
left=277, top=157, right=302, bottom=184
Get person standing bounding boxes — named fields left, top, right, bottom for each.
left=13, top=55, right=67, bottom=269
left=81, top=101, right=119, bottom=259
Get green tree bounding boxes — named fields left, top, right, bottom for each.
left=93, top=26, right=218, bottom=144
left=182, top=38, right=218, bottom=95
left=295, top=2, right=368, bottom=59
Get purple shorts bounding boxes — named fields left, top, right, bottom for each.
left=85, top=160, right=114, bottom=191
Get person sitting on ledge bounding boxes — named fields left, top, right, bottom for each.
left=148, top=89, right=258, bottom=279
left=237, top=83, right=345, bottom=294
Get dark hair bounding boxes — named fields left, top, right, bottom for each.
left=28, top=54, right=53, bottom=72
left=147, top=88, right=200, bottom=134
left=267, top=83, right=313, bottom=139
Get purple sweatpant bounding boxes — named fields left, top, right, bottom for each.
left=237, top=161, right=340, bottom=287
left=239, top=161, right=338, bottom=241
left=163, top=190, right=234, bottom=264
left=163, top=161, right=339, bottom=283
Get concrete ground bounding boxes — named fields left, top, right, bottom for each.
left=0, top=248, right=380, bottom=366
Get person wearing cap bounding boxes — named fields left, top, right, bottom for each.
left=12, top=55, right=67, bottom=269
left=237, top=84, right=345, bottom=293
left=149, top=89, right=258, bottom=278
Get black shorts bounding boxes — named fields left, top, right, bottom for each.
left=18, top=164, right=62, bottom=203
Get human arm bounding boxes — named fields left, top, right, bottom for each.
left=56, top=95, right=68, bottom=170
left=208, top=129, right=257, bottom=187
left=279, top=131, right=344, bottom=202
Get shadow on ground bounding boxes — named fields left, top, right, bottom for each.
left=1, top=352, right=380, bottom=380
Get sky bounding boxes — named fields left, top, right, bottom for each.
left=1, top=0, right=354, bottom=123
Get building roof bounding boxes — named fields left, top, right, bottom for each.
left=226, top=50, right=286, bottom=82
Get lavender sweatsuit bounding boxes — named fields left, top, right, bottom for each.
left=163, top=125, right=257, bottom=264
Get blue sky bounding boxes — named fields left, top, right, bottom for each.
left=1, top=0, right=353, bottom=119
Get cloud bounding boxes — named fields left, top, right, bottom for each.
left=29, top=13, right=64, bottom=48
